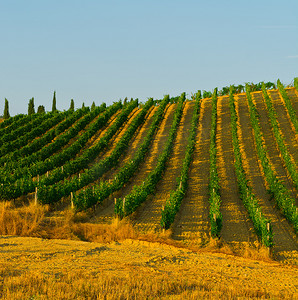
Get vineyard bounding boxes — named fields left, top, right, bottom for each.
left=0, top=79, right=297, bottom=263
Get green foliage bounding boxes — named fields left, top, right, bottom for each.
left=294, top=77, right=298, bottom=91
left=73, top=96, right=169, bottom=210
left=0, top=108, right=92, bottom=172
left=115, top=93, right=185, bottom=219
left=246, top=84, right=298, bottom=233
left=70, top=99, right=75, bottom=112
left=52, top=91, right=57, bottom=112
left=277, top=79, right=298, bottom=133
left=195, top=90, right=201, bottom=101
left=37, top=99, right=147, bottom=204
left=0, top=113, right=53, bottom=156
left=73, top=96, right=170, bottom=211
left=208, top=88, right=222, bottom=237
left=0, top=115, right=26, bottom=132
left=28, top=98, right=35, bottom=115
left=161, top=91, right=201, bottom=229
left=91, top=101, right=96, bottom=112
left=3, top=98, right=10, bottom=120
left=37, top=105, right=45, bottom=114
left=229, top=88, right=273, bottom=247
left=203, top=91, right=212, bottom=98
left=261, top=83, right=298, bottom=189
left=264, top=82, right=276, bottom=90
left=245, top=82, right=262, bottom=92
left=0, top=103, right=113, bottom=198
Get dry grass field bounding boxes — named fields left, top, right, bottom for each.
left=0, top=201, right=297, bottom=299
left=0, top=235, right=297, bottom=300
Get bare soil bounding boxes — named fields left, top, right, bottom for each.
left=93, top=103, right=175, bottom=224
left=133, top=101, right=194, bottom=233
left=286, top=87, right=298, bottom=114
left=171, top=98, right=212, bottom=244
left=216, top=96, right=257, bottom=246
left=252, top=92, right=298, bottom=201
left=235, top=93, right=298, bottom=263
left=268, top=90, right=298, bottom=163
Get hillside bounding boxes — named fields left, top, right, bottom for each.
left=0, top=236, right=297, bottom=299
left=0, top=81, right=297, bottom=266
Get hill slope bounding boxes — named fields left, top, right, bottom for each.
left=0, top=236, right=297, bottom=299
left=0, top=85, right=297, bottom=265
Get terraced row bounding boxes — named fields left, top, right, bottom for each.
left=0, top=84, right=297, bottom=262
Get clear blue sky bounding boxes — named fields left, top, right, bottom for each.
left=1, top=0, right=297, bottom=115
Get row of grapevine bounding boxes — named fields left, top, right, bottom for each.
left=0, top=100, right=136, bottom=200
left=36, top=98, right=153, bottom=204
left=160, top=92, right=201, bottom=229
left=208, top=88, right=222, bottom=237
left=0, top=114, right=26, bottom=132
left=262, top=84, right=298, bottom=189
left=0, top=102, right=119, bottom=184
left=73, top=95, right=170, bottom=211
left=277, top=79, right=298, bottom=133
left=114, top=93, right=185, bottom=219
left=294, top=77, right=298, bottom=91
left=0, top=112, right=71, bottom=157
left=38, top=100, right=138, bottom=186
left=246, top=85, right=298, bottom=233
left=0, top=106, right=90, bottom=166
left=0, top=111, right=51, bottom=145
left=229, top=88, right=273, bottom=246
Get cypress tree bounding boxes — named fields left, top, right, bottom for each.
left=82, top=102, right=85, bottom=109
left=52, top=91, right=57, bottom=112
left=3, top=98, right=10, bottom=120
left=70, top=99, right=75, bottom=112
left=28, top=97, right=35, bottom=115
left=37, top=105, right=45, bottom=114
left=91, top=101, right=96, bottom=111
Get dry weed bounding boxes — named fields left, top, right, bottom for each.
left=0, top=201, right=273, bottom=263
left=0, top=263, right=291, bottom=300
left=0, top=201, right=48, bottom=236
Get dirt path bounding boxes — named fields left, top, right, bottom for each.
left=268, top=90, right=298, bottom=166
left=171, top=98, right=212, bottom=245
left=133, top=101, right=194, bottom=233
left=286, top=87, right=298, bottom=114
left=93, top=104, right=176, bottom=224
left=101, top=105, right=157, bottom=181
left=84, top=106, right=157, bottom=216
left=235, top=94, right=298, bottom=263
left=76, top=109, right=121, bottom=157
left=0, top=236, right=297, bottom=299
left=252, top=92, right=298, bottom=200
left=65, top=108, right=141, bottom=182
left=89, top=107, right=141, bottom=166
left=217, top=96, right=257, bottom=246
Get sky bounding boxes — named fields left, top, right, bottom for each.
left=0, top=0, right=297, bottom=115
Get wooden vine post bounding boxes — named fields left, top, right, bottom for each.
left=71, top=192, right=74, bottom=209
left=35, top=187, right=38, bottom=205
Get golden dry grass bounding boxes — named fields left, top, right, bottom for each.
left=0, top=200, right=273, bottom=260
left=1, top=201, right=297, bottom=299
left=0, top=201, right=48, bottom=236
left=0, top=234, right=297, bottom=300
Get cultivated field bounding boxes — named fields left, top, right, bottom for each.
left=0, top=81, right=297, bottom=298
